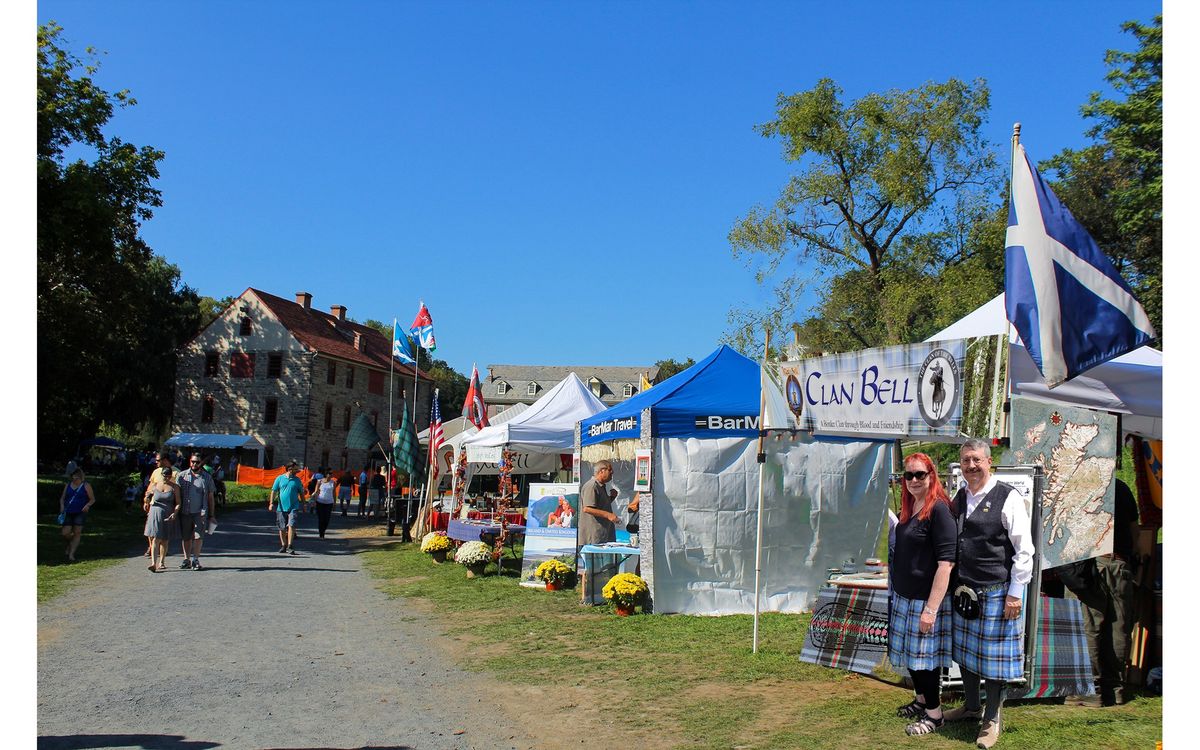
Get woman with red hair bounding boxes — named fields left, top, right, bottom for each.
left=890, top=453, right=956, bottom=736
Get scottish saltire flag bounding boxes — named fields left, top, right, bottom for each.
left=410, top=302, right=436, bottom=352
left=462, top=364, right=490, bottom=429
left=392, top=320, right=416, bottom=366
left=1005, top=143, right=1156, bottom=387
left=428, top=389, right=445, bottom=479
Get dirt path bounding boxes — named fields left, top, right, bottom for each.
left=37, top=507, right=537, bottom=750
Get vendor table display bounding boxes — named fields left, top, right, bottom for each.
left=579, top=544, right=640, bottom=605
left=447, top=519, right=526, bottom=543
left=799, top=585, right=890, bottom=675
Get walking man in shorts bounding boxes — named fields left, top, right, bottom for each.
left=269, top=460, right=308, bottom=554
left=176, top=453, right=216, bottom=570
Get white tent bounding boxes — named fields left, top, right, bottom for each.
left=928, top=294, right=1162, bottom=439
left=461, top=372, right=607, bottom=454
left=427, top=403, right=529, bottom=486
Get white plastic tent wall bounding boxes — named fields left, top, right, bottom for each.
left=928, top=294, right=1162, bottom=439
left=430, top=403, right=528, bottom=486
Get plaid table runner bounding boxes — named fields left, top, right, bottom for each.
left=1010, top=596, right=1094, bottom=699
left=799, top=586, right=890, bottom=675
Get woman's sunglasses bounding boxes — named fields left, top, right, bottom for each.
left=903, top=470, right=929, bottom=481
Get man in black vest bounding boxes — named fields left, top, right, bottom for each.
left=942, top=439, right=1034, bottom=749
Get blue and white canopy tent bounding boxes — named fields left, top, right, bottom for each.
left=578, top=345, right=892, bottom=616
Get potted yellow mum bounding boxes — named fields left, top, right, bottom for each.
left=602, top=572, right=648, bottom=616
left=534, top=559, right=573, bottom=591
left=420, top=532, right=452, bottom=563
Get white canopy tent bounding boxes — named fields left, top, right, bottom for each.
left=424, top=403, right=529, bottom=487
left=927, top=293, right=1162, bottom=439
left=461, top=372, right=607, bottom=454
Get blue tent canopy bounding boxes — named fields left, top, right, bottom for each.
left=580, top=345, right=761, bottom=446
left=163, top=433, right=265, bottom=450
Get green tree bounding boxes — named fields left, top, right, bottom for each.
left=1042, top=15, right=1162, bottom=345
left=728, top=78, right=1002, bottom=353
left=196, top=295, right=237, bottom=329
left=38, top=22, right=202, bottom=457
left=654, top=357, right=696, bottom=381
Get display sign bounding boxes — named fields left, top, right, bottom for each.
left=519, top=483, right=580, bottom=588
left=584, top=414, right=639, bottom=442
left=633, top=450, right=652, bottom=492
left=466, top=445, right=503, bottom=464
left=766, top=335, right=1007, bottom=441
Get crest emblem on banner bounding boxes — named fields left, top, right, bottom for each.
left=785, top=374, right=804, bottom=419
left=917, top=348, right=960, bottom=428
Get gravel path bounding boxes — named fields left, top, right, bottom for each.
left=37, top=507, right=536, bottom=750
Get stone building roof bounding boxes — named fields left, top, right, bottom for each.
left=484, top=364, right=659, bottom=404
left=251, top=288, right=430, bottom=381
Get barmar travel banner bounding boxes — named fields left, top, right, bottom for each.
left=519, top=483, right=580, bottom=588
left=765, top=335, right=1007, bottom=441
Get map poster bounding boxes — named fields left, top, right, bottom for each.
left=519, top=483, right=580, bottom=588
left=1007, top=396, right=1117, bottom=568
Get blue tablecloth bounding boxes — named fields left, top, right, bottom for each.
left=447, top=519, right=526, bottom=543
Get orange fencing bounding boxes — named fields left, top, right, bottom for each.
left=235, top=465, right=314, bottom=489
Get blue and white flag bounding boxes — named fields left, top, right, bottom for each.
left=1005, top=143, right=1155, bottom=388
left=409, top=302, right=436, bottom=352
left=392, top=319, right=416, bottom=366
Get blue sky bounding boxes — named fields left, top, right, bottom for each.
left=36, top=0, right=1161, bottom=377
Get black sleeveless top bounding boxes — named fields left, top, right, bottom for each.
left=954, top=481, right=1017, bottom=588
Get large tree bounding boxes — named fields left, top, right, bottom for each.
left=38, top=23, right=202, bottom=457
left=728, top=77, right=1002, bottom=354
left=1042, top=15, right=1162, bottom=345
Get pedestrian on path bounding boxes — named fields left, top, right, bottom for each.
left=269, top=460, right=308, bottom=554
left=367, top=466, right=387, bottom=520
left=314, top=468, right=337, bottom=539
left=357, top=466, right=369, bottom=518
left=145, top=451, right=175, bottom=557
left=143, top=466, right=181, bottom=572
left=337, top=468, right=354, bottom=516
left=176, top=453, right=216, bottom=571
left=58, top=467, right=96, bottom=562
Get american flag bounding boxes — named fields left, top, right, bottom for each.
left=428, top=389, right=444, bottom=479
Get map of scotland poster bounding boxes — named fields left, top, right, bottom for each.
left=1007, top=396, right=1117, bottom=568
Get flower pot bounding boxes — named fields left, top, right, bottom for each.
left=466, top=562, right=487, bottom=579
left=615, top=603, right=635, bottom=617
left=430, top=550, right=447, bottom=564
left=545, top=581, right=559, bottom=591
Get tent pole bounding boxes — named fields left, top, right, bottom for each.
left=753, top=327, right=771, bottom=654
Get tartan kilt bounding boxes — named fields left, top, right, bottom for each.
left=951, top=585, right=1024, bottom=680
left=888, top=592, right=953, bottom=671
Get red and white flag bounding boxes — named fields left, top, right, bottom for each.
left=428, top=390, right=445, bottom=479
left=462, top=365, right=490, bottom=429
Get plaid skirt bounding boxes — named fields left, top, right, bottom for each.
left=951, top=585, right=1024, bottom=680
left=888, top=592, right=953, bottom=671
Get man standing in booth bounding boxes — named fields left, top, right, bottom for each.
left=578, top=460, right=621, bottom=603
left=943, top=438, right=1034, bottom=749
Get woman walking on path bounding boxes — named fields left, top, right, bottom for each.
left=59, top=467, right=96, bottom=562
left=143, top=466, right=181, bottom=572
left=337, top=469, right=354, bottom=516
left=314, top=469, right=337, bottom=538
left=357, top=466, right=370, bottom=518
left=889, top=453, right=956, bottom=737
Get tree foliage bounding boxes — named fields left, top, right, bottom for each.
left=38, top=22, right=202, bottom=457
left=1042, top=15, right=1162, bottom=345
left=728, top=78, right=1002, bottom=354
left=654, top=357, right=696, bottom=381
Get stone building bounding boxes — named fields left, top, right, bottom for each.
left=171, top=288, right=432, bottom=470
left=481, top=364, right=659, bottom=418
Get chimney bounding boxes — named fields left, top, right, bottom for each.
left=330, top=305, right=347, bottom=322
left=295, top=291, right=312, bottom=309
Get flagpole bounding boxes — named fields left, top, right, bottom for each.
left=752, top=326, right=770, bottom=654
left=388, top=317, right=396, bottom=462
left=1001, top=123, right=1021, bottom=443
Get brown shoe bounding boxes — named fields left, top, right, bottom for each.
left=942, top=705, right=983, bottom=722
left=975, top=718, right=1001, bottom=749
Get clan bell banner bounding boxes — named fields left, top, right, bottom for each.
left=764, top=335, right=1007, bottom=441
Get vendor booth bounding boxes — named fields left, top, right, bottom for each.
left=578, top=345, right=892, bottom=616
left=164, top=432, right=266, bottom=471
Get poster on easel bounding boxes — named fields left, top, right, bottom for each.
left=519, top=483, right=580, bottom=588
left=633, top=449, right=652, bottom=492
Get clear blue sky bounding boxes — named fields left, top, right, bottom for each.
left=36, top=0, right=1160, bottom=377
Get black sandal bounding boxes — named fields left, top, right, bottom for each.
left=905, top=714, right=945, bottom=736
left=896, top=699, right=926, bottom=719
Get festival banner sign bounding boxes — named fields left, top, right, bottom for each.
left=765, top=335, right=1007, bottom=441
left=519, top=483, right=581, bottom=588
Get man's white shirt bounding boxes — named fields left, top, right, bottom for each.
left=964, top=475, right=1035, bottom=599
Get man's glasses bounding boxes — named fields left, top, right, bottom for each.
left=903, top=470, right=929, bottom=481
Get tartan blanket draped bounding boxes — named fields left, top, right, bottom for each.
left=1010, top=596, right=1094, bottom=699
left=799, top=587, right=890, bottom=675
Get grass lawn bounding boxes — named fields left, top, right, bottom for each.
left=36, top=477, right=270, bottom=602
left=360, top=542, right=1162, bottom=750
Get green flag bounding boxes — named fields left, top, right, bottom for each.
left=345, top=412, right=384, bottom=452
left=392, top=402, right=423, bottom=482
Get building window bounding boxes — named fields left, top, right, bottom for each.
left=623, top=383, right=634, bottom=398
left=231, top=352, right=255, bottom=378
left=324, top=402, right=333, bottom=429
left=368, top=370, right=384, bottom=395
left=398, top=380, right=405, bottom=398
left=201, top=395, right=214, bottom=423
left=264, top=398, right=278, bottom=424
left=345, top=366, right=354, bottom=388
left=497, top=381, right=508, bottom=395
left=371, top=410, right=379, bottom=429
left=589, top=377, right=603, bottom=398
left=327, top=361, right=337, bottom=385
left=526, top=382, right=538, bottom=397
left=267, top=353, right=283, bottom=378
left=320, top=449, right=330, bottom=469
left=204, top=351, right=219, bottom=378
left=340, top=448, right=348, bottom=470
left=239, top=317, right=252, bottom=336
left=343, top=406, right=351, bottom=430
left=264, top=446, right=275, bottom=468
